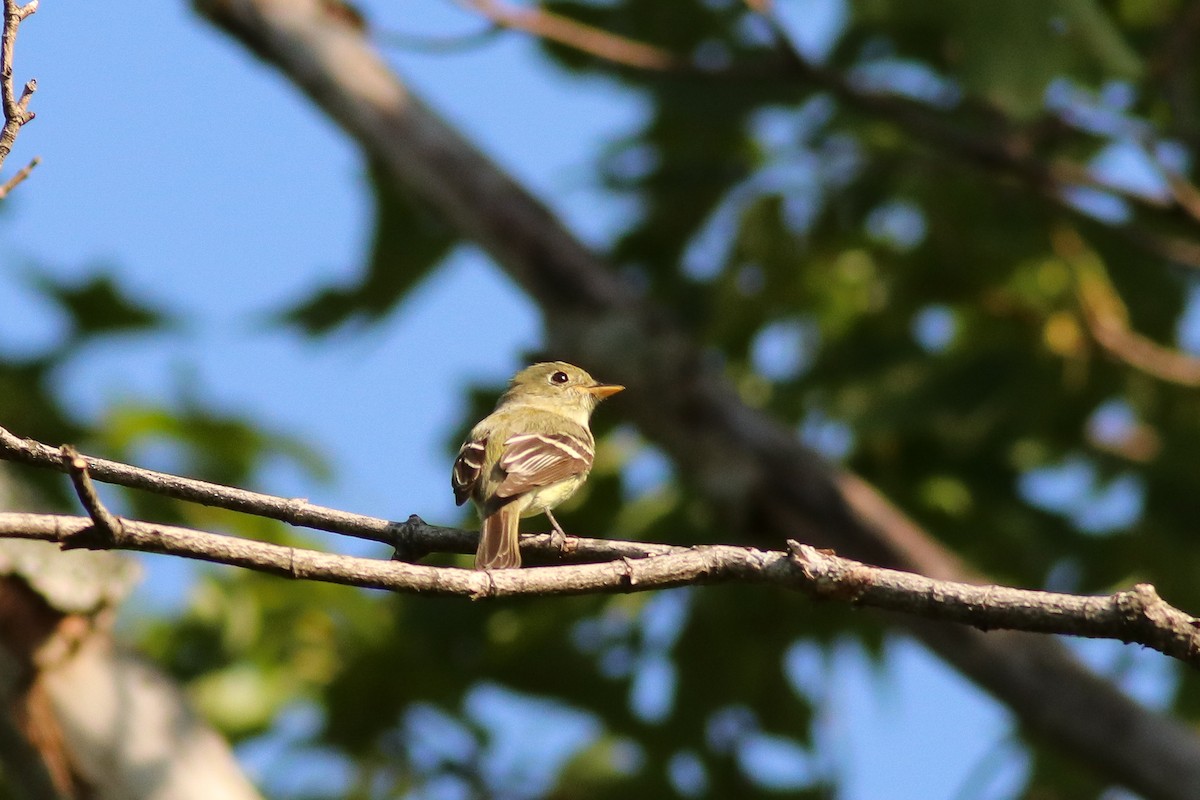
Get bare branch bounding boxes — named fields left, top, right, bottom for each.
left=0, top=424, right=400, bottom=546
left=2, top=509, right=1198, bottom=667
left=787, top=543, right=1200, bottom=666
left=1054, top=226, right=1200, bottom=387
left=0, top=0, right=38, bottom=193
left=0, top=425, right=699, bottom=569
left=4, top=431, right=1196, bottom=663
left=0, top=512, right=706, bottom=599
left=376, top=23, right=500, bottom=55
left=0, top=424, right=688, bottom=564
left=2, top=427, right=1199, bottom=668
left=1163, top=169, right=1200, bottom=226
left=0, top=151, right=36, bottom=198
left=60, top=445, right=125, bottom=549
left=464, top=0, right=680, bottom=71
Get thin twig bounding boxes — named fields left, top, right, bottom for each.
left=0, top=0, right=37, bottom=190
left=1163, top=171, right=1200, bottom=226
left=376, top=23, right=500, bottom=54
left=0, top=151, right=36, bottom=198
left=0, top=424, right=400, bottom=546
left=463, top=0, right=679, bottom=70
left=58, top=444, right=125, bottom=548
left=1054, top=226, right=1200, bottom=387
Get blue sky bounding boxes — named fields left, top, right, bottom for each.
left=0, top=2, right=1172, bottom=798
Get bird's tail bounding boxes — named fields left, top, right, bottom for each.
left=476, top=504, right=521, bottom=570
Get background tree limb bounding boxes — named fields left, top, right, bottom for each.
left=1056, top=225, right=1200, bottom=387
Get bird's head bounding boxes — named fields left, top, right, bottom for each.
left=499, top=361, right=624, bottom=418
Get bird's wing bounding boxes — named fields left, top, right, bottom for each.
left=452, top=437, right=487, bottom=506
left=494, top=432, right=594, bottom=498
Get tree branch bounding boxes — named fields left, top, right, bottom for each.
left=60, top=445, right=126, bottom=548
left=464, top=0, right=680, bottom=71
left=0, top=0, right=37, bottom=197
left=0, top=423, right=685, bottom=564
left=6, top=435, right=1198, bottom=663
left=1054, top=226, right=1200, bottom=388
left=0, top=424, right=400, bottom=547
left=189, top=3, right=1200, bottom=797
left=4, top=503, right=1200, bottom=668
left=786, top=542, right=1200, bottom=665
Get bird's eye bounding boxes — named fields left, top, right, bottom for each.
left=550, top=371, right=569, bottom=384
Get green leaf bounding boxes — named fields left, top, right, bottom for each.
left=32, top=271, right=169, bottom=341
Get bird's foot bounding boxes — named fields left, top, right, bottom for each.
left=545, top=510, right=573, bottom=558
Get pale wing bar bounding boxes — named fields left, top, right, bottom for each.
left=495, top=432, right=593, bottom=498
left=452, top=439, right=487, bottom=505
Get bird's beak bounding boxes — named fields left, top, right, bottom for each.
left=587, top=383, right=624, bottom=399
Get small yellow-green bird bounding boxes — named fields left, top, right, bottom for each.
left=452, top=362, right=623, bottom=570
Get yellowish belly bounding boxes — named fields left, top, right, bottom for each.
left=516, top=474, right=587, bottom=518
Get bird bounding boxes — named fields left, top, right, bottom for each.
left=451, top=361, right=623, bottom=570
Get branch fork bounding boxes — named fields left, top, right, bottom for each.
left=58, top=445, right=125, bottom=550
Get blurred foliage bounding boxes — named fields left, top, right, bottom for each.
left=7, top=1, right=1200, bottom=799
left=33, top=271, right=170, bottom=343
left=277, top=158, right=458, bottom=333
left=0, top=270, right=168, bottom=505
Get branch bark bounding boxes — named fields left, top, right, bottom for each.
left=0, top=0, right=37, bottom=198
left=0, top=424, right=398, bottom=546
left=1055, top=225, right=1200, bottom=387
left=189, top=2, right=1200, bottom=798
left=6, top=435, right=1200, bottom=665
left=3, top=505, right=1200, bottom=669
left=465, top=0, right=679, bottom=70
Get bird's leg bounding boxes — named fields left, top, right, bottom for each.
left=545, top=509, right=570, bottom=555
